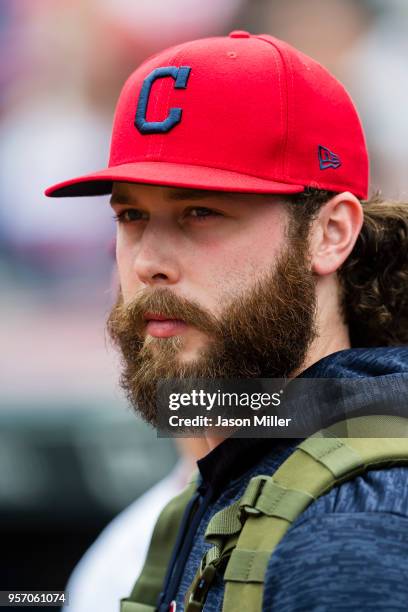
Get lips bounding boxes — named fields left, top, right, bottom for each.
left=144, top=312, right=179, bottom=322
left=144, top=312, right=188, bottom=338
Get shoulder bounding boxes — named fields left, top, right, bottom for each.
left=263, top=511, right=408, bottom=611
left=262, top=466, right=408, bottom=611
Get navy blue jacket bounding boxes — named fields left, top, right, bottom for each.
left=157, top=348, right=408, bottom=611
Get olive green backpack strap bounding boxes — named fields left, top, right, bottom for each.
left=121, top=470, right=198, bottom=612
left=222, top=415, right=408, bottom=612
left=184, top=415, right=408, bottom=612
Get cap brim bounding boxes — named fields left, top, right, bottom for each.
left=45, top=161, right=305, bottom=197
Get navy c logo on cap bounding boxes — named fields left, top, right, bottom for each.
left=135, top=66, right=191, bottom=135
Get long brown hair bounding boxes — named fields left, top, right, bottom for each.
left=286, top=188, right=408, bottom=348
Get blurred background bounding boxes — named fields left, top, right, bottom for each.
left=1, top=0, right=408, bottom=609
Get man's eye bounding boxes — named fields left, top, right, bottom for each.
left=113, top=209, right=146, bottom=223
left=188, top=207, right=220, bottom=219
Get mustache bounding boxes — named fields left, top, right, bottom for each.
left=109, top=287, right=220, bottom=336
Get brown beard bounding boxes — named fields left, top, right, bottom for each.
left=106, top=232, right=317, bottom=427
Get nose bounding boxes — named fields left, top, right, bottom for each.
left=132, top=225, right=181, bottom=287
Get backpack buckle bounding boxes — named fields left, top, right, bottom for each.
left=186, top=564, right=217, bottom=612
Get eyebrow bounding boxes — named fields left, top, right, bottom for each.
left=109, top=188, right=238, bottom=206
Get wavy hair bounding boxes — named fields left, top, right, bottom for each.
left=286, top=188, right=408, bottom=348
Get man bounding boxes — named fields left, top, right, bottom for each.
left=46, top=32, right=408, bottom=610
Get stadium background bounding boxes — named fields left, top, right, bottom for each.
left=1, top=0, right=407, bottom=609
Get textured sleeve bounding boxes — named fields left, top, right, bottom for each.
left=262, top=512, right=408, bottom=612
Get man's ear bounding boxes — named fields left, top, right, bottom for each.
left=310, top=192, right=363, bottom=276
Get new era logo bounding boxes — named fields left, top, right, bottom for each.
left=318, top=145, right=342, bottom=170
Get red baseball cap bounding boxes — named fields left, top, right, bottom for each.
left=45, top=31, right=369, bottom=199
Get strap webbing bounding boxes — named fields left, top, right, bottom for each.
left=205, top=500, right=241, bottom=540
left=224, top=549, right=271, bottom=583
left=241, top=476, right=315, bottom=521
left=298, top=436, right=364, bottom=478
